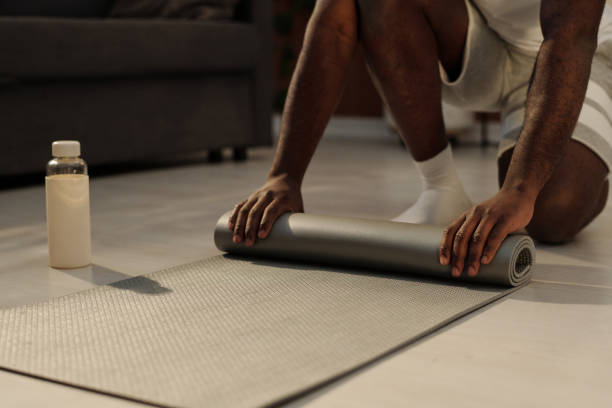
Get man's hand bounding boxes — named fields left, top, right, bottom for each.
left=439, top=188, right=535, bottom=278
left=228, top=174, right=304, bottom=247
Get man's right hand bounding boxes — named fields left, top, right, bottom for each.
left=228, top=174, right=303, bottom=246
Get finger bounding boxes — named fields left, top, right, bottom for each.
left=440, top=215, right=466, bottom=267
left=465, top=215, right=496, bottom=277
left=451, top=214, right=481, bottom=278
left=228, top=200, right=246, bottom=230
left=244, top=193, right=274, bottom=246
left=258, top=200, right=290, bottom=239
left=233, top=197, right=257, bottom=244
left=481, top=218, right=511, bottom=265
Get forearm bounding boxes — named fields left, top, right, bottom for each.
left=503, top=39, right=597, bottom=201
left=268, top=2, right=358, bottom=185
left=440, top=0, right=606, bottom=274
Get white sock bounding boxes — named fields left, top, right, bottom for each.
left=393, top=144, right=472, bottom=226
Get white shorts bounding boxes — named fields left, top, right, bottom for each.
left=440, top=0, right=612, bottom=172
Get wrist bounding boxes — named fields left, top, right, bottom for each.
left=267, top=171, right=302, bottom=187
left=501, top=180, right=540, bottom=203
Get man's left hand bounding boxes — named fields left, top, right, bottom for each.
left=439, top=188, right=536, bottom=278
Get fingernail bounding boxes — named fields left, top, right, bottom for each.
left=258, top=230, right=266, bottom=239
left=245, top=239, right=253, bottom=247
left=451, top=267, right=460, bottom=277
left=233, top=235, right=241, bottom=244
left=440, top=255, right=447, bottom=265
left=228, top=223, right=234, bottom=230
left=481, top=255, right=489, bottom=264
left=468, top=266, right=477, bottom=277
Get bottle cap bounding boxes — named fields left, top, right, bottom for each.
left=52, top=141, right=81, bottom=158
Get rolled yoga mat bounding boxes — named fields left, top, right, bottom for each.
left=215, top=212, right=535, bottom=287
left=0, top=213, right=535, bottom=408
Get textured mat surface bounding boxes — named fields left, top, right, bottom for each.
left=0, top=255, right=513, bottom=407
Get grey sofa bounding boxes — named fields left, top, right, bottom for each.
left=0, top=0, right=273, bottom=176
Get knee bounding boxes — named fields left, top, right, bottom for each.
left=527, top=224, right=576, bottom=245
left=357, top=0, right=423, bottom=36
left=526, top=193, right=585, bottom=245
left=310, top=2, right=358, bottom=45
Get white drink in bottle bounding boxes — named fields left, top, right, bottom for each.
left=45, top=141, right=91, bottom=268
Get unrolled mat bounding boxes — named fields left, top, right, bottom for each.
left=0, top=213, right=534, bottom=408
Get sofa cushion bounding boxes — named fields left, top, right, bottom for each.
left=109, top=0, right=239, bottom=21
left=1, top=75, right=254, bottom=175
left=0, top=0, right=109, bottom=17
left=0, top=17, right=259, bottom=79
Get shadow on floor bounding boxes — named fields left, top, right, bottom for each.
left=59, top=264, right=172, bottom=295
left=109, top=275, right=172, bottom=295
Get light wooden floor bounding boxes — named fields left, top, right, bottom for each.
left=1, top=136, right=611, bottom=407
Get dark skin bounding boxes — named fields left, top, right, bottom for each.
left=229, top=0, right=609, bottom=275
left=440, top=0, right=608, bottom=277
left=229, top=0, right=357, bottom=244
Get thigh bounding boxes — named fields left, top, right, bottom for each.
left=424, top=0, right=469, bottom=80
left=499, top=41, right=612, bottom=173
left=498, top=141, right=608, bottom=196
left=357, top=0, right=468, bottom=77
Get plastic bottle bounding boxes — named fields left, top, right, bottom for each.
left=45, top=140, right=92, bottom=269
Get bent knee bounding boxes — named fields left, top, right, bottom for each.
left=527, top=196, right=585, bottom=245
left=310, top=2, right=358, bottom=44
left=527, top=223, right=577, bottom=245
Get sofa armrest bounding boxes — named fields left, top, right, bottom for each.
left=236, top=0, right=272, bottom=28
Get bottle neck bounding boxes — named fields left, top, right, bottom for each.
left=47, top=156, right=88, bottom=176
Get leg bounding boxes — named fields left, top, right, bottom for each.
left=357, top=0, right=468, bottom=160
left=498, top=141, right=609, bottom=244
left=357, top=0, right=473, bottom=225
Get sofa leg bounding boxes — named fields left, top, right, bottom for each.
left=208, top=149, right=223, bottom=163
left=233, top=147, right=247, bottom=162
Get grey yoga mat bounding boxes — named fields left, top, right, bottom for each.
left=215, top=212, right=535, bottom=287
left=0, top=213, right=534, bottom=408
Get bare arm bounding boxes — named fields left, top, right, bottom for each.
left=268, top=0, right=359, bottom=184
left=229, top=0, right=359, bottom=245
left=503, top=0, right=606, bottom=199
left=441, top=0, right=606, bottom=277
